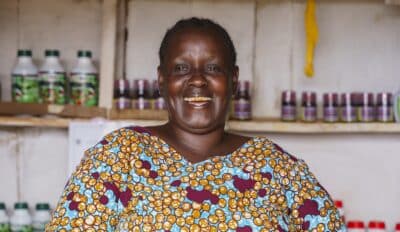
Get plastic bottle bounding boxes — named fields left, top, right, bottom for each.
left=113, top=79, right=131, bottom=109
left=232, top=81, right=252, bottom=120
left=281, top=90, right=297, bottom=121
left=12, top=50, right=39, bottom=103
left=131, top=79, right=151, bottom=109
left=347, top=221, right=365, bottom=232
left=39, top=49, right=67, bottom=104
left=69, top=50, right=98, bottom=106
left=394, top=91, right=400, bottom=123
left=151, top=80, right=166, bottom=110
left=323, top=93, right=339, bottom=122
left=10, top=202, right=32, bottom=232
left=0, top=202, right=10, bottom=232
left=300, top=91, right=317, bottom=122
left=368, top=221, right=386, bottom=232
left=32, top=203, right=50, bottom=232
left=340, top=93, right=357, bottom=122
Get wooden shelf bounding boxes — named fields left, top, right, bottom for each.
left=0, top=116, right=71, bottom=129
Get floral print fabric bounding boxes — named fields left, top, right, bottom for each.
left=47, top=127, right=345, bottom=232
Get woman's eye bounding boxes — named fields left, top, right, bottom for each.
left=206, top=64, right=221, bottom=73
left=174, top=64, right=189, bottom=74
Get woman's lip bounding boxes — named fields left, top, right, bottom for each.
left=185, top=100, right=211, bottom=108
left=183, top=96, right=212, bottom=102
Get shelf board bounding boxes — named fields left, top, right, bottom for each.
left=0, top=116, right=71, bottom=129
left=227, top=119, right=400, bottom=134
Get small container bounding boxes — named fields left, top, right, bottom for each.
left=131, top=79, right=151, bottom=110
left=323, top=93, right=339, bottom=122
left=113, top=79, right=131, bottom=110
left=334, top=200, right=345, bottom=223
left=300, top=91, right=317, bottom=122
left=347, top=221, right=365, bottom=232
left=151, top=80, right=166, bottom=110
left=340, top=93, right=357, bottom=122
left=10, top=202, right=32, bottom=232
left=32, top=203, right=50, bottom=232
left=0, top=202, right=10, bottom=232
left=368, top=221, right=386, bottom=232
left=281, top=90, right=296, bottom=121
left=358, top=92, right=375, bottom=122
left=376, top=92, right=393, bottom=122
left=232, top=81, right=252, bottom=120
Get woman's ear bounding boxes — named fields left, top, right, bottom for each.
left=157, top=66, right=165, bottom=96
left=232, top=65, right=239, bottom=95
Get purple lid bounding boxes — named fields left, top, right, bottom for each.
left=282, top=90, right=296, bottom=103
left=238, top=81, right=250, bottom=92
left=377, top=92, right=392, bottom=106
left=302, top=91, right=317, bottom=105
left=350, top=92, right=363, bottom=106
left=360, top=92, right=374, bottom=106
left=114, top=79, right=129, bottom=90
left=323, top=93, right=338, bottom=106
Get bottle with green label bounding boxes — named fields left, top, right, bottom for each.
left=39, top=50, right=67, bottom=104
left=0, top=203, right=10, bottom=232
left=69, top=50, right=98, bottom=106
left=10, top=202, right=32, bottom=232
left=32, top=203, right=50, bottom=232
left=12, top=50, right=39, bottom=103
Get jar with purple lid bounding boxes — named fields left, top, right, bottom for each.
left=113, top=79, right=131, bottom=109
left=358, top=92, right=375, bottom=122
left=376, top=92, right=393, bottom=122
left=300, top=91, right=317, bottom=122
left=323, top=93, right=339, bottom=122
left=340, top=93, right=357, bottom=122
left=232, top=81, right=251, bottom=120
left=281, top=90, right=296, bottom=121
left=151, top=80, right=166, bottom=110
left=132, top=79, right=151, bottom=110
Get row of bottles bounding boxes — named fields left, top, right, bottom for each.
left=11, top=49, right=98, bottom=106
left=0, top=202, right=50, bottom=232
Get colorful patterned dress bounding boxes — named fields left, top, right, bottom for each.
left=46, top=127, right=345, bottom=232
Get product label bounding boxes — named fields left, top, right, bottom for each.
left=281, top=106, right=296, bottom=121
left=114, top=98, right=131, bottom=110
left=39, top=72, right=67, bottom=104
left=323, top=107, right=339, bottom=122
left=12, top=75, right=40, bottom=103
left=301, top=106, right=317, bottom=122
left=340, top=106, right=356, bottom=122
left=152, top=98, right=166, bottom=110
left=69, top=73, right=98, bottom=106
left=377, top=106, right=393, bottom=122
left=32, top=221, right=47, bottom=232
left=0, top=222, right=10, bottom=232
left=358, top=107, right=375, bottom=122
left=10, top=224, right=33, bottom=232
left=233, top=99, right=251, bottom=120
left=132, top=98, right=150, bottom=110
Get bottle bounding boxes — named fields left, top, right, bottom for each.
left=358, top=92, right=375, bottom=122
left=368, top=221, right=386, bottom=232
left=347, top=221, right=365, bottom=232
left=69, top=50, right=98, bottom=106
left=131, top=79, right=150, bottom=110
left=232, top=81, right=252, bottom=120
left=323, top=93, right=339, bottom=122
left=376, top=92, right=393, bottom=122
left=113, top=79, right=131, bottom=110
left=395, top=223, right=400, bottom=232
left=0, top=202, right=10, bottom=232
left=39, top=49, right=67, bottom=105
left=340, top=93, right=357, bottom=122
left=12, top=50, right=39, bottom=103
left=334, top=200, right=345, bottom=223
left=10, top=202, right=32, bottom=232
left=151, top=80, right=166, bottom=110
left=394, top=91, right=400, bottom=123
left=281, top=90, right=297, bottom=121
left=32, top=203, right=50, bottom=232
left=300, top=91, right=317, bottom=122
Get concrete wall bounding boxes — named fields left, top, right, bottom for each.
left=0, top=0, right=400, bottom=229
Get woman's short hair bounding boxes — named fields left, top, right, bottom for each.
left=159, top=17, right=237, bottom=69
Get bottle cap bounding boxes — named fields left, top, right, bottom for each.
left=0, top=202, right=5, bottom=210
left=45, top=49, right=60, bottom=57
left=368, top=221, right=386, bottom=229
left=36, top=203, right=50, bottom=210
left=78, top=50, right=92, bottom=58
left=301, top=91, right=317, bottom=105
left=334, top=200, right=343, bottom=208
left=282, top=90, right=296, bottom=104
left=324, top=93, right=339, bottom=106
left=17, top=49, right=32, bottom=57
left=347, top=221, right=365, bottom=229
left=14, top=202, right=28, bottom=209
left=377, top=92, right=392, bottom=106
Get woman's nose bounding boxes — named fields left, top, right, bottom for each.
left=188, top=69, right=208, bottom=88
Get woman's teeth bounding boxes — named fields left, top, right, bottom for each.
left=183, top=96, right=212, bottom=102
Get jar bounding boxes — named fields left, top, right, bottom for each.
left=358, top=92, right=375, bottom=122
left=376, top=92, right=393, bottom=122
left=340, top=93, right=357, bottom=122
left=300, top=91, right=317, bottom=122
left=281, top=90, right=296, bottom=122
left=232, top=81, right=251, bottom=120
left=131, top=79, right=150, bottom=110
left=323, top=93, right=339, bottom=122
left=368, top=221, right=386, bottom=232
left=113, top=79, right=131, bottom=110
left=151, top=80, right=166, bottom=110
left=347, top=221, right=365, bottom=232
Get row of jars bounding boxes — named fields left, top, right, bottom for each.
left=0, top=202, right=51, bottom=232
left=281, top=91, right=394, bottom=123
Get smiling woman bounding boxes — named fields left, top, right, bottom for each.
left=46, top=18, right=346, bottom=232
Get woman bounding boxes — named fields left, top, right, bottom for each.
left=47, top=18, right=345, bottom=232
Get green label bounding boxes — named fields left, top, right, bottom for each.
left=12, top=75, right=40, bottom=103
left=39, top=72, right=67, bottom=104
left=69, top=73, right=98, bottom=106
left=0, top=223, right=10, bottom=232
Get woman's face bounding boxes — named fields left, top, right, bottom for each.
left=158, top=28, right=238, bottom=134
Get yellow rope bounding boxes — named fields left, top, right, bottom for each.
left=304, top=0, right=319, bottom=78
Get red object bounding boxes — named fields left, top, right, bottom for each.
left=368, top=221, right=386, bottom=229
left=347, top=221, right=365, bottom=229
left=395, top=223, right=400, bottom=231
left=334, top=200, right=343, bottom=208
